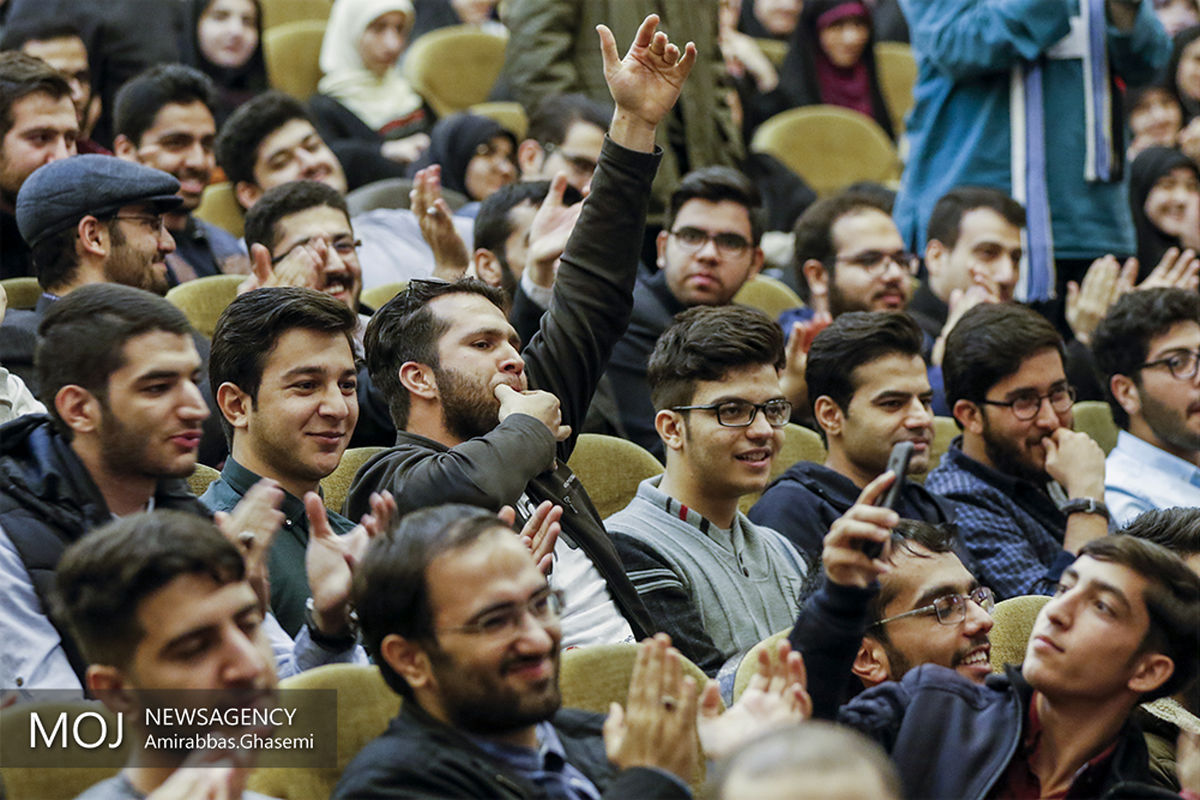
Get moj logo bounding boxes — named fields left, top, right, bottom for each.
left=29, top=709, right=125, bottom=750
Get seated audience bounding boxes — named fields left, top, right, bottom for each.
left=0, top=51, right=77, bottom=281
left=314, top=0, right=431, bottom=186
left=338, top=501, right=810, bottom=799
left=0, top=285, right=361, bottom=693
left=179, top=0, right=267, bottom=127
left=812, top=534, right=1200, bottom=799
left=594, top=165, right=767, bottom=456
left=925, top=303, right=1109, bottom=600
left=405, top=111, right=517, bottom=213
left=1093, top=288, right=1200, bottom=523
left=751, top=312, right=954, bottom=563
left=201, top=287, right=366, bottom=635
left=1129, top=146, right=1200, bottom=278
left=113, top=63, right=250, bottom=285
left=606, top=305, right=808, bottom=676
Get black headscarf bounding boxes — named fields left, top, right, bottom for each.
left=1129, top=145, right=1200, bottom=274
left=179, top=0, right=269, bottom=127
left=1168, top=25, right=1200, bottom=123
left=406, top=113, right=515, bottom=198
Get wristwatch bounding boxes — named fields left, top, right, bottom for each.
left=1060, top=497, right=1111, bottom=522
left=304, top=597, right=359, bottom=650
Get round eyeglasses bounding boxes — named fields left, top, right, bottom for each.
left=978, top=386, right=1076, bottom=421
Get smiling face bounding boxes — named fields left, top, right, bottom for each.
left=926, top=207, right=1022, bottom=303
left=659, top=198, right=764, bottom=307
left=1129, top=88, right=1184, bottom=148
left=0, top=90, right=78, bottom=207
left=197, top=0, right=260, bottom=70
left=126, top=100, right=217, bottom=212
left=270, top=204, right=363, bottom=310
left=232, top=327, right=359, bottom=498
left=103, top=204, right=176, bottom=296
left=1144, top=165, right=1200, bottom=240
left=975, top=347, right=1072, bottom=482
left=818, top=14, right=870, bottom=68
left=1177, top=36, right=1200, bottom=103
left=247, top=118, right=347, bottom=203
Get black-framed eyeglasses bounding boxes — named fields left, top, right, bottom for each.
left=438, top=588, right=565, bottom=638
left=670, top=226, right=752, bottom=257
left=1138, top=349, right=1200, bottom=382
left=271, top=235, right=361, bottom=265
left=834, top=249, right=919, bottom=276
left=541, top=141, right=598, bottom=177
left=979, top=385, right=1075, bottom=421
left=872, top=586, right=995, bottom=628
left=670, top=399, right=792, bottom=428
left=112, top=213, right=167, bottom=233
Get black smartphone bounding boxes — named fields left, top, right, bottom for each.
left=861, top=441, right=914, bottom=558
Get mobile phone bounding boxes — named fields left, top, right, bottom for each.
left=861, top=441, right=914, bottom=558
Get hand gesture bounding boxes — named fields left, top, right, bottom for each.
left=246, top=240, right=324, bottom=295
left=214, top=480, right=285, bottom=614
left=499, top=501, right=562, bottom=576
left=495, top=383, right=571, bottom=441
left=1137, top=247, right=1200, bottom=292
left=1065, top=254, right=1135, bottom=345
left=822, top=472, right=899, bottom=589
left=696, top=639, right=811, bottom=761
left=932, top=284, right=995, bottom=365
left=603, top=634, right=700, bottom=784
left=410, top=165, right=470, bottom=279
left=1042, top=428, right=1105, bottom=500
left=525, top=173, right=584, bottom=289
left=381, top=132, right=430, bottom=165
left=597, top=15, right=696, bottom=147
left=304, top=490, right=395, bottom=636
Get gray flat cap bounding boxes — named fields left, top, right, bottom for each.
left=16, top=154, right=182, bottom=248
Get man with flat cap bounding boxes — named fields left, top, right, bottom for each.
left=0, top=154, right=181, bottom=393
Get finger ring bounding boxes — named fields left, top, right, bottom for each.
left=426, top=206, right=438, bottom=216
left=661, top=695, right=677, bottom=711
left=238, top=532, right=256, bottom=546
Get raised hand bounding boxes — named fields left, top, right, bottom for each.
left=410, top=164, right=470, bottom=279
left=597, top=15, right=697, bottom=151
left=214, top=479, right=285, bottom=613
left=1065, top=254, right=1135, bottom=345
left=1137, top=247, right=1200, bottom=292
left=525, top=172, right=585, bottom=289
left=822, top=472, right=899, bottom=589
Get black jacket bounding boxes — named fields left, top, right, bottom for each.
left=331, top=700, right=690, bottom=799
left=0, top=414, right=208, bottom=681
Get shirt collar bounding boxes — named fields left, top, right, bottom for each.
left=219, top=457, right=313, bottom=531
left=1114, top=430, right=1200, bottom=488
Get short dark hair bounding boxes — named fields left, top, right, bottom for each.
left=1091, top=288, right=1200, bottom=429
left=791, top=190, right=892, bottom=303
left=1078, top=535, right=1200, bottom=701
left=925, top=186, right=1026, bottom=250
left=867, top=519, right=960, bottom=638
left=30, top=224, right=83, bottom=292
left=365, top=278, right=506, bottom=429
left=525, top=93, right=610, bottom=146
left=665, top=166, right=765, bottom=247
left=209, top=287, right=359, bottom=443
left=242, top=180, right=351, bottom=253
left=54, top=510, right=245, bottom=669
left=0, top=50, right=72, bottom=143
left=215, top=90, right=312, bottom=189
left=1120, top=507, right=1200, bottom=558
left=942, top=303, right=1064, bottom=411
left=473, top=179, right=582, bottom=271
left=806, top=311, right=925, bottom=417
left=648, top=304, right=785, bottom=411
left=35, top=284, right=192, bottom=437
left=354, top=504, right=510, bottom=698
left=113, top=63, right=215, bottom=145
left=0, top=19, right=85, bottom=52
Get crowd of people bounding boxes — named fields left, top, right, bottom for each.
left=0, top=1, right=1199, bottom=799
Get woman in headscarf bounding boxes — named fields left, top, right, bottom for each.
left=312, top=0, right=432, bottom=189
left=406, top=112, right=516, bottom=214
left=180, top=0, right=268, bottom=127
left=1129, top=146, right=1200, bottom=277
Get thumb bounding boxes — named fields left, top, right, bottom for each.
left=1042, top=434, right=1059, bottom=461
left=494, top=383, right=518, bottom=401
left=697, top=679, right=722, bottom=719
left=596, top=24, right=620, bottom=76
left=304, top=492, right=332, bottom=540
left=250, top=242, right=273, bottom=284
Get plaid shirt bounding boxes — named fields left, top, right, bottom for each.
left=924, top=438, right=1075, bottom=600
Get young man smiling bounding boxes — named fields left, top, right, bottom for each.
left=606, top=305, right=807, bottom=676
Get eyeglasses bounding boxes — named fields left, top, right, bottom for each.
left=271, top=235, right=361, bottom=265
left=438, top=588, right=565, bottom=638
left=978, top=386, right=1076, bottom=421
left=541, top=142, right=598, bottom=178
left=112, top=213, right=167, bottom=233
left=872, top=586, right=995, bottom=628
left=670, top=227, right=752, bottom=257
left=670, top=399, right=792, bottom=428
left=834, top=250, right=919, bottom=276
left=1138, top=349, right=1200, bottom=382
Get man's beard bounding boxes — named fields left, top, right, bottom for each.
left=436, top=364, right=502, bottom=442
left=1140, top=387, right=1200, bottom=454
left=981, top=414, right=1050, bottom=484
left=426, top=643, right=562, bottom=736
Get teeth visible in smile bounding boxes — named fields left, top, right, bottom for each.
left=962, top=650, right=989, bottom=666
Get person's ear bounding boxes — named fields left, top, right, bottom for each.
left=655, top=409, right=686, bottom=453
left=924, top=238, right=947, bottom=279
left=234, top=181, right=262, bottom=212
left=380, top=634, right=434, bottom=692
left=77, top=215, right=108, bottom=257
left=814, top=395, right=843, bottom=438
left=112, top=135, right=139, bottom=162
left=54, top=385, right=101, bottom=435
left=1127, top=651, right=1174, bottom=696
left=852, top=638, right=892, bottom=687
left=1109, top=374, right=1140, bottom=421
left=954, top=399, right=984, bottom=435
left=516, top=139, right=544, bottom=179
left=656, top=229, right=670, bottom=270
left=473, top=249, right=503, bottom=288
left=216, top=382, right=253, bottom=432
left=802, top=259, right=830, bottom=312
left=748, top=246, right=764, bottom=279
left=86, top=664, right=136, bottom=714
left=399, top=361, right=437, bottom=400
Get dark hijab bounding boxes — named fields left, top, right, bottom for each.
left=1129, top=146, right=1200, bottom=274
left=776, top=0, right=894, bottom=139
left=406, top=113, right=514, bottom=198
left=180, top=0, right=269, bottom=127
left=1168, top=25, right=1200, bottom=122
